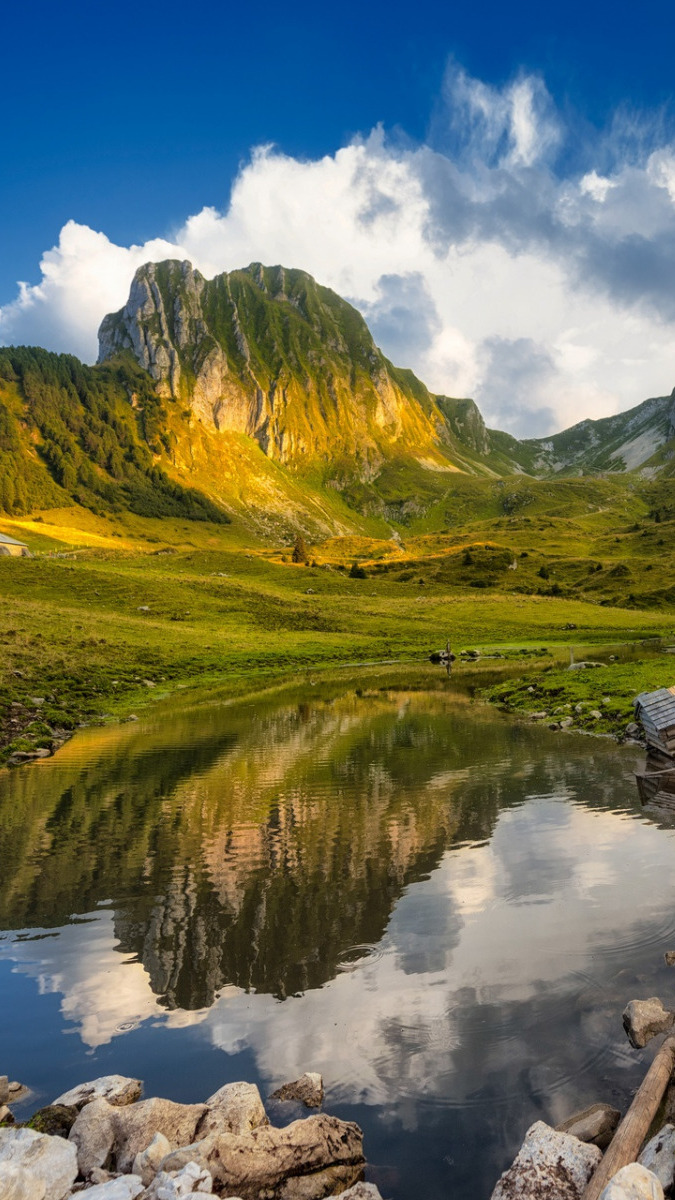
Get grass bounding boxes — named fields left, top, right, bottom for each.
left=0, top=498, right=674, bottom=765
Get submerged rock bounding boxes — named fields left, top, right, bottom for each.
left=638, top=1123, right=675, bottom=1192
left=490, top=1121, right=601, bottom=1200
left=623, top=997, right=674, bottom=1048
left=598, top=1162, right=665, bottom=1199
left=557, top=1102, right=621, bottom=1149
left=271, top=1073, right=324, bottom=1108
left=0, top=1127, right=78, bottom=1200
left=54, top=1076, right=142, bottom=1110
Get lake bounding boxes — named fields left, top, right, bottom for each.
left=1, top=673, right=673, bottom=1199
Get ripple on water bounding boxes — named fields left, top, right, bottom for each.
left=335, top=944, right=384, bottom=972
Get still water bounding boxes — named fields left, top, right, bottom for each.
left=1, top=677, right=674, bottom=1199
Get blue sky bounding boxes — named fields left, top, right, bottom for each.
left=4, top=0, right=675, bottom=434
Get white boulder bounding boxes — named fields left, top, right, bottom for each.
left=490, top=1121, right=601, bottom=1200
left=131, top=1130, right=172, bottom=1185
left=54, top=1076, right=142, bottom=1110
left=200, top=1081, right=268, bottom=1136
left=0, top=1164, right=46, bottom=1200
left=71, top=1177, right=144, bottom=1199
left=598, top=1162, right=665, bottom=1199
left=638, top=1123, right=675, bottom=1192
left=0, top=1128, right=78, bottom=1200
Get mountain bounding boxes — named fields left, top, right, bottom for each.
left=525, top=392, right=675, bottom=476
left=98, top=259, right=507, bottom=477
left=1, top=259, right=675, bottom=537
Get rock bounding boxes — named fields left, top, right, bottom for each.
left=27, top=1105, right=78, bottom=1137
left=340, top=1186, right=384, bottom=1200
left=598, top=1162, right=665, bottom=1199
left=664, top=952, right=675, bottom=967
left=638, top=1123, right=675, bottom=1192
left=8, top=1082, right=25, bottom=1095
left=200, top=1082, right=268, bottom=1136
left=0, top=1164, right=46, bottom=1200
left=0, top=1127, right=78, bottom=1200
left=143, top=1161, right=214, bottom=1197
left=270, top=1073, right=324, bottom=1108
left=70, top=1097, right=206, bottom=1177
left=113, top=1099, right=206, bottom=1174
left=590, top=710, right=604, bottom=720
left=626, top=723, right=641, bottom=737
left=162, top=1114, right=363, bottom=1200
left=0, top=1074, right=9, bottom=1104
left=74, top=1178, right=145, bottom=1199
left=131, top=1131, right=172, bottom=1185
left=557, top=1102, right=621, bottom=1150
left=530, top=712, right=549, bottom=720
left=0, top=1104, right=15, bottom=1124
left=490, top=1121, right=601, bottom=1200
left=560, top=717, right=574, bottom=729
left=68, top=1099, right=115, bottom=1177
left=54, top=1075, right=142, bottom=1110
left=623, top=998, right=675, bottom=1048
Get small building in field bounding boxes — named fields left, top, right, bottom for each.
left=634, top=687, right=675, bottom=756
left=0, top=533, right=31, bottom=558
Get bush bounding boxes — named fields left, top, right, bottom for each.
left=349, top=562, right=368, bottom=579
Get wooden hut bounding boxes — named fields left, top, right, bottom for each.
left=634, top=688, right=675, bottom=757
left=0, top=532, right=30, bottom=557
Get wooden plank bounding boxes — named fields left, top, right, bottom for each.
left=581, top=1036, right=675, bottom=1200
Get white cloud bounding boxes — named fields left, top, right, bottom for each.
left=3, top=67, right=675, bottom=435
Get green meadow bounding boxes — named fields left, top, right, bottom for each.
left=1, top=473, right=674, bottom=765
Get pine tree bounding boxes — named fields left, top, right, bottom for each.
left=292, top=533, right=309, bottom=564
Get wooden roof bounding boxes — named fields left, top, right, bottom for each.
left=635, top=687, right=675, bottom=732
left=0, top=532, right=27, bottom=547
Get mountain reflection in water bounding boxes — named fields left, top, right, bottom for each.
left=1, top=683, right=674, bottom=1200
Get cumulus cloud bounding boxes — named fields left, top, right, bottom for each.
left=4, top=65, right=675, bottom=434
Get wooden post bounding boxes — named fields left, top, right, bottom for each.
left=582, top=1036, right=675, bottom=1200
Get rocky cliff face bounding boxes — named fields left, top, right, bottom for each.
left=98, top=260, right=465, bottom=472
left=98, top=259, right=675, bottom=482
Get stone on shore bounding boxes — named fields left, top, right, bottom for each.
left=638, top=1123, right=675, bottom=1192
left=490, top=1121, right=601, bottom=1200
left=54, top=1076, right=142, bottom=1110
left=598, top=1162, right=665, bottom=1199
left=623, top=998, right=675, bottom=1049
left=160, top=1113, right=364, bottom=1200
left=200, top=1081, right=268, bottom=1136
left=0, top=1127, right=78, bottom=1200
left=557, top=1102, right=622, bottom=1149
left=69, top=1097, right=206, bottom=1177
left=0, top=1074, right=9, bottom=1104
left=70, top=1177, right=145, bottom=1199
left=271, top=1073, right=324, bottom=1108
left=28, top=1105, right=78, bottom=1138
left=1, top=1164, right=46, bottom=1200
left=340, top=1186, right=384, bottom=1199
left=143, top=1161, right=214, bottom=1197
left=131, top=1131, right=171, bottom=1185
